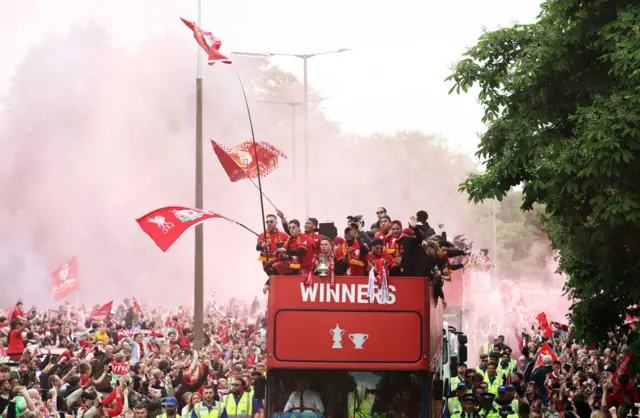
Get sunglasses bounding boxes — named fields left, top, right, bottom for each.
left=376, top=211, right=385, bottom=215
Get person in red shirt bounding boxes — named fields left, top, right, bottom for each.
left=335, top=227, right=368, bottom=276
left=545, top=360, right=562, bottom=383
left=383, top=221, right=403, bottom=256
left=256, top=214, right=289, bottom=270
left=273, top=220, right=313, bottom=276
left=303, top=218, right=322, bottom=255
left=10, top=301, right=24, bottom=322
left=367, top=238, right=399, bottom=274
left=375, top=216, right=392, bottom=238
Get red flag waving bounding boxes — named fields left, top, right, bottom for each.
left=136, top=206, right=224, bottom=252
left=533, top=342, right=558, bottom=369
left=51, top=256, right=78, bottom=300
left=536, top=312, right=553, bottom=338
left=179, top=17, right=231, bottom=66
left=211, top=140, right=287, bottom=182
left=133, top=298, right=141, bottom=311
left=90, top=301, right=113, bottom=321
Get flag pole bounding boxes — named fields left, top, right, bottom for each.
left=232, top=67, right=269, bottom=256
left=193, top=0, right=205, bottom=351
left=247, top=178, right=278, bottom=211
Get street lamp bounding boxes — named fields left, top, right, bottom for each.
left=259, top=98, right=327, bottom=214
left=232, top=48, right=350, bottom=219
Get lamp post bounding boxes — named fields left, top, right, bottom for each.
left=193, top=0, right=205, bottom=350
left=258, top=98, right=327, bottom=200
left=232, top=49, right=350, bottom=218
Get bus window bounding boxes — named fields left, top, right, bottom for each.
left=267, top=369, right=425, bottom=417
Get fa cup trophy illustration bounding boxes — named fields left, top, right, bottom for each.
left=330, top=323, right=345, bottom=349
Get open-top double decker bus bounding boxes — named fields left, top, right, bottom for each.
left=265, top=275, right=464, bottom=417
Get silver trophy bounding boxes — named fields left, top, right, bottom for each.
left=315, top=254, right=331, bottom=276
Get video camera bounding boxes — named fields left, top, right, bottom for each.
left=346, top=215, right=365, bottom=229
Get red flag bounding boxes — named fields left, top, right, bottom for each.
left=136, top=206, right=224, bottom=252
left=90, top=301, right=113, bottom=321
left=179, top=17, right=231, bottom=66
left=133, top=298, right=141, bottom=311
left=536, top=312, right=553, bottom=338
left=211, top=140, right=287, bottom=182
left=611, top=351, right=634, bottom=384
left=533, top=342, right=558, bottom=369
left=51, top=256, right=79, bottom=300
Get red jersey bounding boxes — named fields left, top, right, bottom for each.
left=335, top=240, right=366, bottom=276
left=367, top=251, right=397, bottom=269
left=283, top=234, right=314, bottom=271
left=305, top=232, right=322, bottom=255
left=257, top=229, right=288, bottom=263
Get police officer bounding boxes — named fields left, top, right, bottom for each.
left=460, top=394, right=480, bottom=418
left=506, top=385, right=519, bottom=413
left=191, top=386, right=224, bottom=418
left=498, top=404, right=517, bottom=418
left=444, top=383, right=470, bottom=418
left=478, top=393, right=499, bottom=418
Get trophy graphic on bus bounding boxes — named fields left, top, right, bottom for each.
left=349, top=333, right=369, bottom=349
left=330, top=324, right=345, bottom=349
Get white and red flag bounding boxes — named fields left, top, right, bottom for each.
left=136, top=206, right=224, bottom=252
left=90, top=301, right=113, bottom=321
left=51, top=256, right=78, bottom=300
left=533, top=342, right=558, bottom=369
left=211, top=140, right=287, bottom=182
left=179, top=17, right=231, bottom=66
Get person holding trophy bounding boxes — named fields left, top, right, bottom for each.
left=309, top=237, right=338, bottom=287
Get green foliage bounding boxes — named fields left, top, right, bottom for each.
left=471, top=192, right=553, bottom=281
left=447, top=0, right=640, bottom=340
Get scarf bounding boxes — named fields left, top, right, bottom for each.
left=305, top=252, right=335, bottom=288
left=367, top=258, right=389, bottom=304
left=258, top=228, right=285, bottom=261
left=340, top=240, right=364, bottom=267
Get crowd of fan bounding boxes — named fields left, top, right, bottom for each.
left=0, top=297, right=267, bottom=418
left=446, top=322, right=639, bottom=418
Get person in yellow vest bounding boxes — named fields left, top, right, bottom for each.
left=449, top=364, right=468, bottom=395
left=477, top=355, right=489, bottom=380
left=460, top=394, right=481, bottom=418
left=505, top=385, right=519, bottom=414
left=497, top=404, right=517, bottom=418
left=478, top=393, right=499, bottom=418
left=502, top=347, right=517, bottom=372
left=221, top=378, right=259, bottom=418
left=159, top=397, right=180, bottom=418
left=191, top=386, right=224, bottom=418
left=347, top=388, right=376, bottom=418
left=483, top=365, right=502, bottom=396
left=497, top=353, right=513, bottom=383
left=444, top=383, right=470, bottom=418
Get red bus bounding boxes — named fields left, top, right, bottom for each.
left=265, top=275, right=452, bottom=417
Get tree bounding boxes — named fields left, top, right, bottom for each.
left=470, top=192, right=553, bottom=283
left=446, top=0, right=640, bottom=340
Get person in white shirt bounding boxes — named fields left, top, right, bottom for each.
left=283, top=378, right=324, bottom=413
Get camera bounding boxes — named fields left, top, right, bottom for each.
left=347, top=215, right=364, bottom=229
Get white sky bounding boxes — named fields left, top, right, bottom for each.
left=0, top=0, right=542, bottom=155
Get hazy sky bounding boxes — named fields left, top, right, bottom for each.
left=1, top=0, right=542, bottom=154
